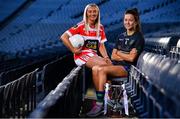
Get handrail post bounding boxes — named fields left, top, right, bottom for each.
left=82, top=65, right=86, bottom=101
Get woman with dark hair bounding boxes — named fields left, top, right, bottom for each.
left=86, top=8, right=145, bottom=117
left=60, top=3, right=111, bottom=68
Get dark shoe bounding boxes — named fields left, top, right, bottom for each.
left=86, top=103, right=104, bottom=117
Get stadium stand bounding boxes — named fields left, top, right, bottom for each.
left=0, top=69, right=38, bottom=118
left=144, top=36, right=179, bottom=55
left=169, top=39, right=180, bottom=59
left=0, top=0, right=27, bottom=24
left=42, top=54, right=75, bottom=95
left=29, top=66, right=83, bottom=118
left=0, top=0, right=180, bottom=118
left=0, top=55, right=59, bottom=85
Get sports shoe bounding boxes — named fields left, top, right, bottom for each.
left=86, top=103, right=104, bottom=117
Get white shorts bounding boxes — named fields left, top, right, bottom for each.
left=74, top=50, right=97, bottom=66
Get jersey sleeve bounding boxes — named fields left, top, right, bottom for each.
left=65, top=24, right=80, bottom=37
left=100, top=26, right=107, bottom=43
left=133, top=33, right=145, bottom=54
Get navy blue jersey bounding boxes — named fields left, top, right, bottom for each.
left=113, top=31, right=144, bottom=68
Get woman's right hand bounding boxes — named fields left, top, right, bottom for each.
left=104, top=57, right=112, bottom=64
left=72, top=46, right=82, bottom=54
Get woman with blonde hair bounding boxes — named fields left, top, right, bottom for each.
left=60, top=3, right=111, bottom=68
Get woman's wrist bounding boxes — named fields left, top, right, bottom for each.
left=104, top=56, right=109, bottom=58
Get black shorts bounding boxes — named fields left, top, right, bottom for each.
left=112, top=61, right=130, bottom=72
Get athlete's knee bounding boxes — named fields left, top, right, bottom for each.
left=92, top=65, right=99, bottom=72
left=98, top=66, right=110, bottom=74
left=97, top=66, right=105, bottom=73
left=92, top=66, right=104, bottom=75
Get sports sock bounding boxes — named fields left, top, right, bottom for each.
left=96, top=91, right=105, bottom=105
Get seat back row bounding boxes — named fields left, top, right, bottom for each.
left=128, top=51, right=179, bottom=118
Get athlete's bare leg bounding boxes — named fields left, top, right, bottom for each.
left=86, top=55, right=111, bottom=90
left=85, top=55, right=109, bottom=68
left=94, top=65, right=128, bottom=91
left=92, top=66, right=99, bottom=90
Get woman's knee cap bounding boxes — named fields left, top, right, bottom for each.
left=92, top=65, right=99, bottom=71
left=98, top=67, right=104, bottom=72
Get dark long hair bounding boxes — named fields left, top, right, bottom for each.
left=125, top=8, right=141, bottom=32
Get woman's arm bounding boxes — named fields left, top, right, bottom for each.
left=116, top=48, right=138, bottom=62
left=99, top=43, right=112, bottom=64
left=60, top=32, right=82, bottom=54
left=99, top=43, right=109, bottom=58
left=111, top=49, right=123, bottom=61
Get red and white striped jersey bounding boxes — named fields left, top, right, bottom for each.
left=66, top=21, right=107, bottom=52
left=65, top=21, right=107, bottom=66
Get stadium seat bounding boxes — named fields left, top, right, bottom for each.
left=42, top=54, right=75, bottom=95
left=30, top=66, right=83, bottom=118
left=0, top=86, right=4, bottom=117
left=144, top=36, right=179, bottom=55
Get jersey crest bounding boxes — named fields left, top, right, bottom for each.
left=84, top=39, right=98, bottom=51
